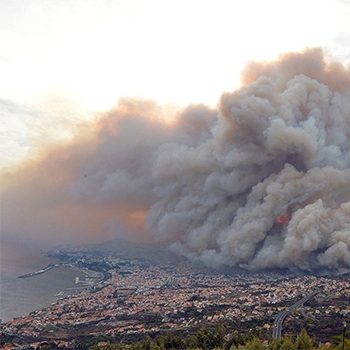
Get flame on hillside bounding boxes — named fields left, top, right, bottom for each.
left=276, top=212, right=292, bottom=225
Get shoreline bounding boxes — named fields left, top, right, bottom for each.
left=1, top=246, right=103, bottom=324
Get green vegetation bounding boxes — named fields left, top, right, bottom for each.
left=87, top=326, right=349, bottom=350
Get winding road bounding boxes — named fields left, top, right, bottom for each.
left=272, top=289, right=321, bottom=338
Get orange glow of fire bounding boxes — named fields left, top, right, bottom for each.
left=275, top=212, right=292, bottom=225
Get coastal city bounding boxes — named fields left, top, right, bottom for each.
left=1, top=244, right=350, bottom=348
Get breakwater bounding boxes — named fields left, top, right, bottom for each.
left=18, top=263, right=103, bottom=280
left=18, top=263, right=58, bottom=278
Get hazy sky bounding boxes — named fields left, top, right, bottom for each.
left=1, top=0, right=350, bottom=168
left=2, top=1, right=350, bottom=271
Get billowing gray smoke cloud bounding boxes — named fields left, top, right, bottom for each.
left=71, top=48, right=350, bottom=272
left=3, top=48, right=350, bottom=271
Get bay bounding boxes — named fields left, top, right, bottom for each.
left=0, top=242, right=86, bottom=323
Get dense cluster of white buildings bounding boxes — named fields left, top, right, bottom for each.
left=2, top=257, right=350, bottom=342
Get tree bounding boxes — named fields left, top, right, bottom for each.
left=280, top=338, right=297, bottom=350
left=268, top=337, right=296, bottom=350
left=129, top=342, right=143, bottom=350
left=193, top=325, right=225, bottom=350
left=295, top=329, right=313, bottom=350
left=163, top=332, right=173, bottom=349
left=232, top=337, right=264, bottom=350
left=141, top=335, right=152, bottom=350
left=153, top=335, right=166, bottom=350
left=214, top=322, right=226, bottom=349
left=336, top=339, right=350, bottom=350
left=225, top=331, right=246, bottom=350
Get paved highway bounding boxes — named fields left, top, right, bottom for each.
left=272, top=289, right=321, bottom=338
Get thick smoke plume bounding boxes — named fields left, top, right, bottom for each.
left=2, top=48, right=350, bottom=272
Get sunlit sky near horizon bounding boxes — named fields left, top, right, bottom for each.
left=1, top=0, right=350, bottom=168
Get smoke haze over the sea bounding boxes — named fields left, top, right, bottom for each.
left=2, top=48, right=350, bottom=272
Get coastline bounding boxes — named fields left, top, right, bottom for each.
left=0, top=247, right=91, bottom=323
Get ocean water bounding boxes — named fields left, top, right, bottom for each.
left=0, top=242, right=86, bottom=323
